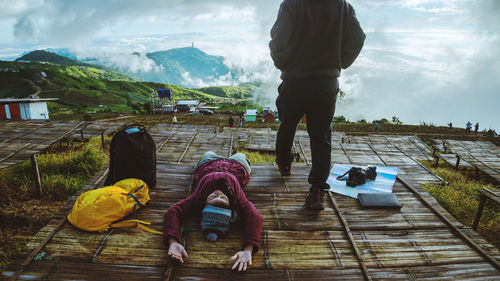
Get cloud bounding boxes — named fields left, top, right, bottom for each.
left=332, top=0, right=500, bottom=130
left=6, top=0, right=279, bottom=45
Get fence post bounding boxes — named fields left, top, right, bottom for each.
left=455, top=155, right=461, bottom=171
left=472, top=193, right=487, bottom=230
left=101, top=131, right=105, bottom=149
left=30, top=154, right=42, bottom=198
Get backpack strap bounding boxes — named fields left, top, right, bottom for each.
left=336, top=169, right=351, bottom=181
left=127, top=192, right=146, bottom=216
left=110, top=220, right=163, bottom=235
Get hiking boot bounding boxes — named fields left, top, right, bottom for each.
left=275, top=158, right=291, bottom=176
left=305, top=187, right=325, bottom=210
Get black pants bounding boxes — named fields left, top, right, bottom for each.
left=275, top=77, right=339, bottom=189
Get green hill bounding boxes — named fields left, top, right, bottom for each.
left=15, top=50, right=89, bottom=66
left=197, top=85, right=257, bottom=100
left=0, top=60, right=247, bottom=120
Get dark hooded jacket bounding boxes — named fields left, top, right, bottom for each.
left=163, top=159, right=262, bottom=252
left=269, top=0, right=365, bottom=80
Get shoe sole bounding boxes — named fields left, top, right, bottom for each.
left=306, top=202, right=324, bottom=211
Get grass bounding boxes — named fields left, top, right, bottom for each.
left=0, top=136, right=110, bottom=273
left=421, top=163, right=500, bottom=249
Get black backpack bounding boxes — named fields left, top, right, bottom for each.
left=104, top=124, right=156, bottom=188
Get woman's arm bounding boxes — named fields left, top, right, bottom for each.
left=163, top=194, right=197, bottom=249
left=231, top=244, right=254, bottom=272
left=234, top=198, right=263, bottom=253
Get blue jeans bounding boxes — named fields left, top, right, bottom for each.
left=195, top=151, right=251, bottom=174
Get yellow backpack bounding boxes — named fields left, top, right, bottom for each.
left=68, top=178, right=162, bottom=234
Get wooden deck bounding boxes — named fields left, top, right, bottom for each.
left=0, top=120, right=124, bottom=170
left=2, top=125, right=500, bottom=280
left=436, top=139, right=500, bottom=182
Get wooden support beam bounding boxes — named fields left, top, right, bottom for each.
left=1, top=122, right=51, bottom=144
left=8, top=167, right=110, bottom=281
left=157, top=133, right=175, bottom=153
left=30, top=154, right=42, bottom=198
left=297, top=139, right=309, bottom=165
left=327, top=192, right=372, bottom=281
left=472, top=193, right=486, bottom=230
left=228, top=133, right=234, bottom=157
left=330, top=143, right=372, bottom=280
left=0, top=143, right=31, bottom=163
left=455, top=155, right=461, bottom=171
left=177, top=133, right=197, bottom=164
left=396, top=176, right=500, bottom=270
left=101, top=131, right=105, bottom=149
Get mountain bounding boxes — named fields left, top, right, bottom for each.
left=16, top=50, right=89, bottom=66
left=0, top=60, right=243, bottom=119
left=143, top=47, right=231, bottom=86
left=47, top=47, right=238, bottom=87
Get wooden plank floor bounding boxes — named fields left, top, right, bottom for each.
left=2, top=126, right=500, bottom=280
left=3, top=163, right=500, bottom=280
left=436, top=139, right=500, bottom=182
left=0, top=120, right=126, bottom=170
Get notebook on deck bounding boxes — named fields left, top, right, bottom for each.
left=357, top=193, right=402, bottom=209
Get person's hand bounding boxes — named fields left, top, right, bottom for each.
left=168, top=239, right=188, bottom=264
left=230, top=246, right=253, bottom=272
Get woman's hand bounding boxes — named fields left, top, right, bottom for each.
left=168, top=238, right=188, bottom=264
left=230, top=245, right=253, bottom=272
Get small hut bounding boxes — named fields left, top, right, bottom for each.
left=263, top=111, right=276, bottom=122
left=0, top=98, right=58, bottom=120
left=244, top=109, right=257, bottom=122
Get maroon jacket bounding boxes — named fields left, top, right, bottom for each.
left=163, top=159, right=263, bottom=252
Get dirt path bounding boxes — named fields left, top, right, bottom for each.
left=10, top=78, right=42, bottom=97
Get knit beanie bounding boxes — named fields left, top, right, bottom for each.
left=200, top=204, right=232, bottom=242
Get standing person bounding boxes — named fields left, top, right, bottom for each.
left=466, top=121, right=472, bottom=134
left=474, top=123, right=479, bottom=135
left=238, top=116, right=243, bottom=128
left=229, top=116, right=234, bottom=128
left=270, top=0, right=365, bottom=210
left=172, top=114, right=178, bottom=124
left=374, top=121, right=379, bottom=133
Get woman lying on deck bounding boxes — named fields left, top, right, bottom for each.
left=163, top=151, right=263, bottom=272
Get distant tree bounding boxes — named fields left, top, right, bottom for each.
left=333, top=116, right=348, bottom=123
left=392, top=116, right=403, bottom=125
left=374, top=118, right=390, bottom=124
left=338, top=89, right=346, bottom=100
left=357, top=119, right=367, bottom=124
left=125, top=94, right=132, bottom=106
left=143, top=102, right=152, bottom=114
left=131, top=103, right=142, bottom=113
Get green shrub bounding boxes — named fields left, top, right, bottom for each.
left=5, top=140, right=108, bottom=198
left=422, top=167, right=500, bottom=248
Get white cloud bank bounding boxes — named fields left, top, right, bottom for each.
left=1, top=0, right=499, bottom=130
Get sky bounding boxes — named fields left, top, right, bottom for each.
left=0, top=0, right=499, bottom=130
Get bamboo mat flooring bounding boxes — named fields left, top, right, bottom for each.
left=3, top=125, right=500, bottom=280
left=0, top=120, right=128, bottom=170
left=296, top=134, right=443, bottom=185
left=436, top=139, right=500, bottom=182
left=3, top=162, right=500, bottom=280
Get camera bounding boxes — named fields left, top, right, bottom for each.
left=337, top=166, right=377, bottom=187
